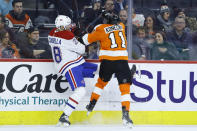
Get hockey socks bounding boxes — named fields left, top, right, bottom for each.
left=120, top=83, right=131, bottom=111
left=63, top=87, right=86, bottom=116
left=86, top=78, right=108, bottom=114
left=90, top=77, right=108, bottom=101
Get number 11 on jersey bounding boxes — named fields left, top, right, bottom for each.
left=109, top=31, right=126, bottom=49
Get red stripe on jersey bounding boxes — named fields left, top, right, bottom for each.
left=69, top=97, right=79, bottom=104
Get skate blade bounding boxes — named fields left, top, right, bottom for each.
left=125, top=123, right=133, bottom=128
left=56, top=122, right=62, bottom=127
left=56, top=122, right=70, bottom=127
left=123, top=120, right=133, bottom=128
left=87, top=111, right=90, bottom=116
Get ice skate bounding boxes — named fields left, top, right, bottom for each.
left=57, top=113, right=71, bottom=127
left=86, top=99, right=97, bottom=116
left=122, top=107, right=133, bottom=128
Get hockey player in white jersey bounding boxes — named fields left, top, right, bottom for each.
left=48, top=15, right=98, bottom=127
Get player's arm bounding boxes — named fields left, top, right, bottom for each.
left=81, top=26, right=101, bottom=45
left=71, top=37, right=86, bottom=55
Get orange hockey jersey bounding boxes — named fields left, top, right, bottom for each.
left=82, top=22, right=128, bottom=60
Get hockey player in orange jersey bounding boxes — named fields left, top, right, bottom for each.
left=80, top=10, right=136, bottom=128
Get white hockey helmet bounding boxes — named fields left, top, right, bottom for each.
left=55, top=15, right=71, bottom=29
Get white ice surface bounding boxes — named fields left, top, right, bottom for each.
left=0, top=125, right=197, bottom=131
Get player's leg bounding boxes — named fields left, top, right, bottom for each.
left=86, top=77, right=108, bottom=114
left=86, top=60, right=113, bottom=114
left=116, top=60, right=133, bottom=128
left=58, top=65, right=86, bottom=127
left=58, top=87, right=86, bottom=126
left=119, top=83, right=133, bottom=128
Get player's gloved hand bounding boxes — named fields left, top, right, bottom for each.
left=72, top=26, right=82, bottom=37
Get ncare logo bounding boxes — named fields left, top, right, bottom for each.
left=131, top=70, right=197, bottom=103
left=0, top=64, right=69, bottom=93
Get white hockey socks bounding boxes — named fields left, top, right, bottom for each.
left=63, top=87, right=86, bottom=116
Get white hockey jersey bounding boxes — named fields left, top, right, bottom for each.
left=48, top=28, right=85, bottom=76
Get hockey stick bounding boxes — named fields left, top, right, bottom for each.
left=84, top=13, right=103, bottom=33
left=73, top=0, right=81, bottom=28
left=59, top=0, right=74, bottom=19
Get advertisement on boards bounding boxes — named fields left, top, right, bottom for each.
left=0, top=61, right=197, bottom=112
